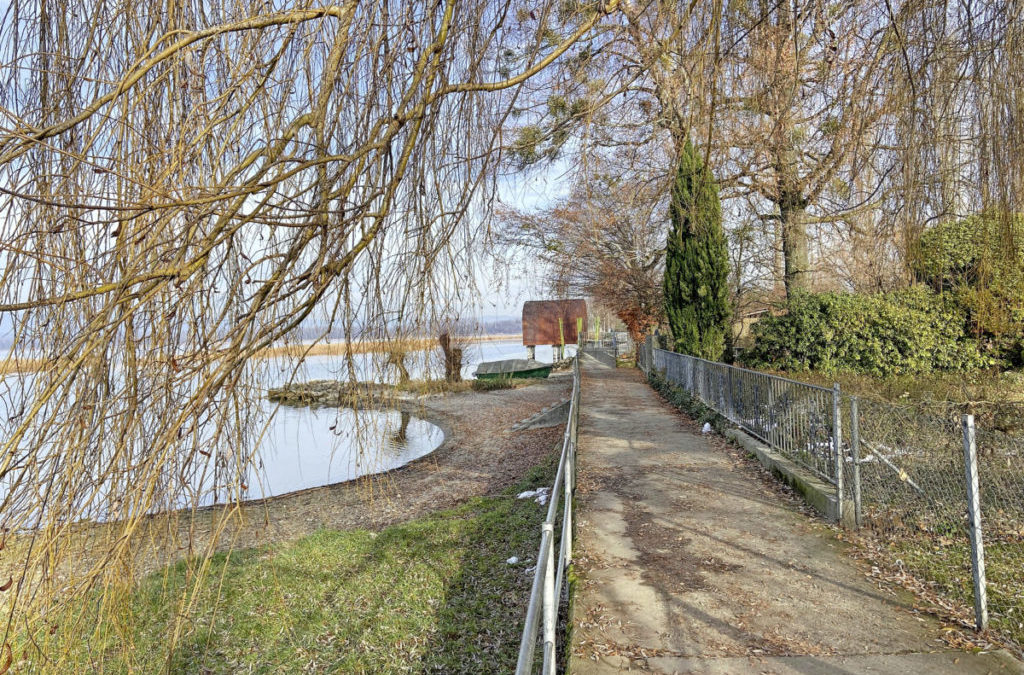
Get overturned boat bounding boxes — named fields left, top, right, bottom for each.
left=473, top=358, right=552, bottom=380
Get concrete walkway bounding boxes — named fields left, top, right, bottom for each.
left=569, top=355, right=1022, bottom=674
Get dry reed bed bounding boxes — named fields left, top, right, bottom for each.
left=0, top=334, right=523, bottom=375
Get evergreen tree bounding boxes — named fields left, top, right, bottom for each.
left=663, top=139, right=731, bottom=360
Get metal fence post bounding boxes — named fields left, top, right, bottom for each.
left=542, top=521, right=556, bottom=673
left=850, top=397, right=862, bottom=529
left=961, top=414, right=989, bottom=631
left=832, top=383, right=844, bottom=525
left=727, top=366, right=736, bottom=422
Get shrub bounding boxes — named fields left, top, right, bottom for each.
left=743, top=286, right=991, bottom=376
left=914, top=213, right=1024, bottom=292
left=914, top=213, right=1024, bottom=363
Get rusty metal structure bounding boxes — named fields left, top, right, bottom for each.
left=522, top=299, right=587, bottom=346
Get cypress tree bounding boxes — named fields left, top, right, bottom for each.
left=663, top=139, right=731, bottom=360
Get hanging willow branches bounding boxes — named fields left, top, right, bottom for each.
left=1, top=0, right=1023, bottom=667
left=0, top=0, right=622, bottom=665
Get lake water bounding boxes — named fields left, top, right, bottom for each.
left=242, top=403, right=443, bottom=500
left=245, top=339, right=573, bottom=498
left=0, top=338, right=570, bottom=521
left=263, top=340, right=574, bottom=385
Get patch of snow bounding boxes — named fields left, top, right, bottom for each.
left=506, top=556, right=519, bottom=564
left=701, top=422, right=712, bottom=434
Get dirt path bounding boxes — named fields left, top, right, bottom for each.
left=569, top=355, right=1022, bottom=674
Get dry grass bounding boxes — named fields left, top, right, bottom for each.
left=0, top=356, right=46, bottom=375
left=0, top=334, right=523, bottom=375
left=254, top=333, right=521, bottom=359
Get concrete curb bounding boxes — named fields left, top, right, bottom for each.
left=724, top=427, right=854, bottom=527
left=510, top=398, right=570, bottom=431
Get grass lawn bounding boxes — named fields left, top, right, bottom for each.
left=888, top=535, right=1024, bottom=649
left=25, top=455, right=558, bottom=674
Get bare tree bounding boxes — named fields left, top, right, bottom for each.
left=501, top=0, right=905, bottom=299
left=498, top=167, right=665, bottom=340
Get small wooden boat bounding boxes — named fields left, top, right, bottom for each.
left=474, top=358, right=552, bottom=380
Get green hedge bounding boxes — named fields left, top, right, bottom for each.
left=743, top=286, right=991, bottom=376
left=915, top=214, right=1024, bottom=363
left=914, top=213, right=1024, bottom=291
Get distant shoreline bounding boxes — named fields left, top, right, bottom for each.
left=254, top=333, right=523, bottom=359
left=0, top=334, right=525, bottom=375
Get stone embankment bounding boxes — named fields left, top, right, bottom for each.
left=267, top=380, right=409, bottom=407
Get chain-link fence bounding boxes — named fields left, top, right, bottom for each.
left=636, top=337, right=653, bottom=373
left=977, top=416, right=1024, bottom=646
left=641, top=346, right=1024, bottom=650
left=846, top=398, right=1024, bottom=649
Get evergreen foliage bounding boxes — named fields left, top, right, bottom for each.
left=663, top=140, right=731, bottom=360
left=915, top=214, right=1024, bottom=364
left=744, top=286, right=991, bottom=376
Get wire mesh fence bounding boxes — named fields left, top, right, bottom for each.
left=846, top=399, right=976, bottom=611
left=640, top=343, right=1024, bottom=650
left=844, top=398, right=1024, bottom=647
left=636, top=337, right=653, bottom=373
left=963, top=407, right=1024, bottom=646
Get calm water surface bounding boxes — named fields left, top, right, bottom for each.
left=1, top=339, right=568, bottom=517
left=264, top=340, right=574, bottom=385
left=243, top=403, right=442, bottom=500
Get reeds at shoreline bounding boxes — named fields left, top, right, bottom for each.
left=0, top=334, right=524, bottom=375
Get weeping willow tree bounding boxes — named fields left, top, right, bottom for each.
left=0, top=0, right=622, bottom=667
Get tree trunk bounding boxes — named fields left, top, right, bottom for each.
left=388, top=349, right=411, bottom=385
left=438, top=332, right=463, bottom=383
left=780, top=193, right=810, bottom=296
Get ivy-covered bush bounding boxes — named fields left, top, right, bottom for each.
left=914, top=214, right=1024, bottom=364
left=914, top=213, right=1024, bottom=291
left=743, top=286, right=991, bottom=376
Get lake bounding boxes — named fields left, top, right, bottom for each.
left=0, top=338, right=572, bottom=521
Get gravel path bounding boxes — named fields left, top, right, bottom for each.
left=569, top=354, right=1022, bottom=674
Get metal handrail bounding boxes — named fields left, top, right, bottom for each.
left=515, top=354, right=581, bottom=675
